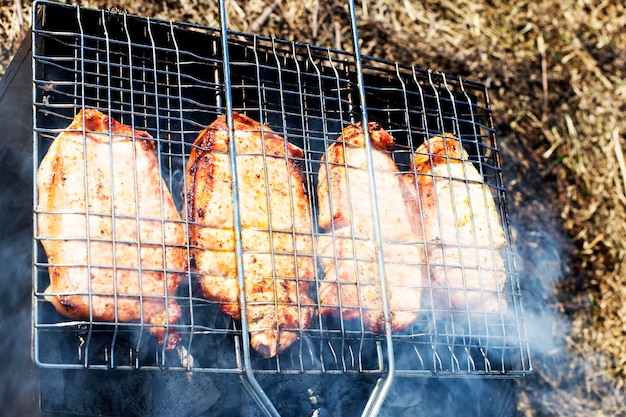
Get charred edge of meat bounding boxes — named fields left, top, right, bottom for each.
left=339, top=122, right=395, bottom=151
left=56, top=294, right=82, bottom=315
left=251, top=330, right=300, bottom=359
left=207, top=111, right=253, bottom=131
left=71, top=109, right=156, bottom=148
left=291, top=157, right=306, bottom=183
left=191, top=126, right=219, bottom=154
left=186, top=145, right=216, bottom=224
left=148, top=302, right=183, bottom=350
left=412, top=133, right=467, bottom=173
left=191, top=112, right=306, bottom=159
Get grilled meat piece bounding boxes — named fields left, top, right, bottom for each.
left=37, top=109, right=186, bottom=349
left=409, top=134, right=508, bottom=319
left=185, top=113, right=315, bottom=358
left=316, top=123, right=426, bottom=332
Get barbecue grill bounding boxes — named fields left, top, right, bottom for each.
left=28, top=1, right=532, bottom=416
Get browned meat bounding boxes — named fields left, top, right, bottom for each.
left=37, top=109, right=186, bottom=349
left=185, top=112, right=315, bottom=358
left=409, top=134, right=508, bottom=320
left=316, top=123, right=426, bottom=332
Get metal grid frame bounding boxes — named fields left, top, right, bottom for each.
left=31, top=1, right=531, bottom=415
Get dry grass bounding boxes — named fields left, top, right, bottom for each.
left=2, top=0, right=626, bottom=415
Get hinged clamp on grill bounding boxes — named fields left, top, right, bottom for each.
left=31, top=1, right=531, bottom=416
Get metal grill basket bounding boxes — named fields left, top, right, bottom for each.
left=31, top=1, right=531, bottom=416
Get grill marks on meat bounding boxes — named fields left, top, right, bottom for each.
left=316, top=123, right=427, bottom=332
left=185, top=112, right=315, bottom=358
left=37, top=109, right=186, bottom=349
left=409, top=134, right=508, bottom=320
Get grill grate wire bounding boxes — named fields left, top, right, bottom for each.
left=31, top=1, right=531, bottom=416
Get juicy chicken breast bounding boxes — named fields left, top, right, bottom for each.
left=37, top=109, right=186, bottom=349
left=316, top=123, right=426, bottom=332
left=409, top=134, right=508, bottom=320
left=185, top=113, right=315, bottom=358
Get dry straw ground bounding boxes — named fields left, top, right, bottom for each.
left=2, top=0, right=626, bottom=415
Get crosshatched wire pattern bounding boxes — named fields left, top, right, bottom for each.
left=32, top=0, right=531, bottom=381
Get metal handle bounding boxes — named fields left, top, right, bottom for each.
left=218, top=0, right=281, bottom=416
left=345, top=1, right=396, bottom=416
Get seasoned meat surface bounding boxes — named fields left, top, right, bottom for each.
left=409, top=134, right=508, bottom=320
left=316, top=123, right=426, bottom=332
left=185, top=112, right=315, bottom=358
left=37, top=109, right=186, bottom=349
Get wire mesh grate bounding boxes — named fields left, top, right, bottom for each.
left=32, top=0, right=531, bottom=415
